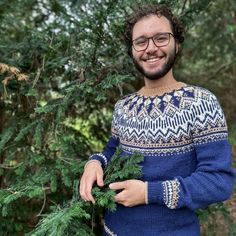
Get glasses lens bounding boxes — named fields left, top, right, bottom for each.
left=153, top=33, right=170, bottom=47
left=132, top=33, right=172, bottom=51
left=133, top=37, right=148, bottom=51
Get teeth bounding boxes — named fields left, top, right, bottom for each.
left=146, top=58, right=161, bottom=62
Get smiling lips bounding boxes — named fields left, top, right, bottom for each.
left=144, top=56, right=165, bottom=65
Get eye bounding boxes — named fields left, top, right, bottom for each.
left=134, top=38, right=147, bottom=45
left=154, top=35, right=168, bottom=42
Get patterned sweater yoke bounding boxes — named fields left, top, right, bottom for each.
left=89, top=83, right=235, bottom=236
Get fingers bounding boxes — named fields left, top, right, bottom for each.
left=114, top=190, right=125, bottom=203
left=96, top=169, right=104, bottom=187
left=79, top=174, right=95, bottom=204
left=113, top=190, right=132, bottom=207
left=79, top=162, right=104, bottom=204
left=111, top=180, right=146, bottom=207
left=109, top=181, right=127, bottom=190
left=84, top=177, right=96, bottom=204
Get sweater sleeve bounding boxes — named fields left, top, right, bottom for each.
left=147, top=92, right=235, bottom=210
left=88, top=102, right=120, bottom=169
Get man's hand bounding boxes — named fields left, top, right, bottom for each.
left=79, top=160, right=104, bottom=204
left=109, top=180, right=147, bottom=207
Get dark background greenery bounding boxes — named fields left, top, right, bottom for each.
left=0, top=0, right=235, bottom=235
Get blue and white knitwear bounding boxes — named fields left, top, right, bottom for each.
left=89, top=83, right=235, bottom=236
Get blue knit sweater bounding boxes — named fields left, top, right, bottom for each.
left=89, top=84, right=235, bottom=236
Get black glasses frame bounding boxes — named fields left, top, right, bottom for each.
left=132, top=32, right=174, bottom=52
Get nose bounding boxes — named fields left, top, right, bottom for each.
left=146, top=38, right=158, bottom=53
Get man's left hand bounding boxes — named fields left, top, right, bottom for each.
left=109, top=180, right=146, bottom=207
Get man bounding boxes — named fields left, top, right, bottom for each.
left=80, top=4, right=235, bottom=236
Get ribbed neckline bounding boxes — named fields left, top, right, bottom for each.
left=137, top=82, right=187, bottom=97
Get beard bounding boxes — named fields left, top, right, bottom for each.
left=132, top=45, right=177, bottom=80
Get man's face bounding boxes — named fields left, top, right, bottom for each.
left=132, top=15, right=178, bottom=80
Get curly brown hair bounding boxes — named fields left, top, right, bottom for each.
left=124, top=4, right=185, bottom=57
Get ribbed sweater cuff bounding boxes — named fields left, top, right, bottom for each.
left=147, top=181, right=164, bottom=205
left=89, top=153, right=108, bottom=169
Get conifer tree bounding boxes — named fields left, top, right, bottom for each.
left=0, top=0, right=235, bottom=235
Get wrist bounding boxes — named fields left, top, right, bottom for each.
left=89, top=153, right=108, bottom=168
left=84, top=160, right=101, bottom=170
left=145, top=181, right=148, bottom=204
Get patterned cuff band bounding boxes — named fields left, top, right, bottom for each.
left=162, top=178, right=180, bottom=209
left=89, top=153, right=108, bottom=167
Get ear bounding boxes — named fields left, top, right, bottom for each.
left=175, top=43, right=180, bottom=54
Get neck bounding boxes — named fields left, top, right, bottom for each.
left=138, top=70, right=186, bottom=96
left=144, top=69, right=176, bottom=89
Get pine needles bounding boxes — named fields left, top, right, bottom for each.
left=28, top=149, right=144, bottom=236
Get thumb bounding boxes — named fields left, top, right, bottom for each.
left=109, top=181, right=126, bottom=190
left=96, top=171, right=104, bottom=187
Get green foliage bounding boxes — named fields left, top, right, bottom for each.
left=198, top=202, right=236, bottom=236
left=0, top=125, right=15, bottom=152
left=28, top=149, right=143, bottom=236
left=29, top=202, right=92, bottom=236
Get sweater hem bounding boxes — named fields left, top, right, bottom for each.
left=104, top=221, right=117, bottom=236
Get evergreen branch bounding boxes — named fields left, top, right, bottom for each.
left=0, top=185, right=45, bottom=209
left=33, top=121, right=43, bottom=148
left=29, top=148, right=144, bottom=235
left=31, top=53, right=45, bottom=88
left=0, top=125, right=16, bottom=152
left=14, top=120, right=39, bottom=142
left=0, top=162, right=23, bottom=169
left=104, top=148, right=143, bottom=186
left=37, top=185, right=47, bottom=217
left=29, top=201, right=92, bottom=236
left=35, top=103, right=62, bottom=114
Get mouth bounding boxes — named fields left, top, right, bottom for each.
left=144, top=56, right=165, bottom=65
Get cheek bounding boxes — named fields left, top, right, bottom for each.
left=131, top=48, right=134, bottom=56
left=132, top=48, right=137, bottom=58
left=132, top=49, right=143, bottom=60
left=163, top=44, right=176, bottom=57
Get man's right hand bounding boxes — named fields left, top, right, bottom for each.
left=79, top=160, right=104, bottom=204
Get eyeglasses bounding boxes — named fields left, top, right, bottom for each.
left=132, top=32, right=174, bottom=52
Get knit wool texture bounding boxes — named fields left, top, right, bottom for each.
left=89, top=84, right=235, bottom=236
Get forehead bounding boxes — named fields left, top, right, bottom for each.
left=132, top=15, right=172, bottom=39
